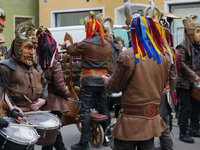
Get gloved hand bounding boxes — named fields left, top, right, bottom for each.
left=10, top=108, right=24, bottom=119
left=0, top=118, right=9, bottom=128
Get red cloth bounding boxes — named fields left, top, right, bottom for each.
left=171, top=91, right=178, bottom=106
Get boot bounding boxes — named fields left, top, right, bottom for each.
left=71, top=142, right=90, bottom=150
left=155, top=147, right=162, bottom=150
left=188, top=123, right=200, bottom=137
left=54, top=131, right=67, bottom=150
left=179, top=126, right=194, bottom=143
left=188, top=129, right=200, bottom=137
left=179, top=133, right=194, bottom=143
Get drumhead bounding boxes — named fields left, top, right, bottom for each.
left=0, top=118, right=39, bottom=145
left=25, top=112, right=61, bottom=130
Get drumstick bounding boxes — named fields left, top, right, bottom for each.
left=23, top=111, right=50, bottom=115
left=9, top=124, right=36, bottom=127
left=23, top=95, right=33, bottom=104
left=22, top=118, right=37, bottom=120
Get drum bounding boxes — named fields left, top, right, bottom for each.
left=25, top=112, right=61, bottom=146
left=191, top=82, right=200, bottom=101
left=0, top=118, right=39, bottom=150
left=66, top=97, right=81, bottom=117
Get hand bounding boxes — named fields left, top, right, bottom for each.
left=13, top=105, right=24, bottom=116
left=30, top=98, right=46, bottom=111
left=10, top=108, right=24, bottom=122
left=0, top=118, right=9, bottom=128
left=74, top=41, right=80, bottom=44
left=195, top=77, right=200, bottom=84
left=65, top=40, right=71, bottom=47
left=102, top=74, right=110, bottom=81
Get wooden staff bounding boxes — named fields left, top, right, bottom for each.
left=23, top=111, right=50, bottom=115
left=9, top=124, right=35, bottom=127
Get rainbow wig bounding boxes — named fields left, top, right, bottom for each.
left=130, top=16, right=168, bottom=64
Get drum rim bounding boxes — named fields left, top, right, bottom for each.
left=0, top=118, right=39, bottom=145
left=25, top=113, right=62, bottom=130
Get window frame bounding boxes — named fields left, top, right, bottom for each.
left=51, top=7, right=104, bottom=28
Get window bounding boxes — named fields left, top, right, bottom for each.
left=55, top=10, right=102, bottom=27
left=15, top=17, right=33, bottom=28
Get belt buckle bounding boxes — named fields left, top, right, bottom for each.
left=144, top=104, right=157, bottom=118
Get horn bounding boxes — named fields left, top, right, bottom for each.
left=15, top=21, right=35, bottom=41
left=84, top=16, right=90, bottom=26
left=146, top=0, right=155, bottom=18
left=124, top=0, right=133, bottom=26
left=101, top=16, right=113, bottom=32
left=144, top=5, right=161, bottom=22
left=0, top=7, right=5, bottom=19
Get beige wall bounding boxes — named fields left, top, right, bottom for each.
left=39, top=0, right=169, bottom=28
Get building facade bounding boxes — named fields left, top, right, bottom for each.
left=0, top=0, right=39, bottom=48
left=39, top=0, right=200, bottom=47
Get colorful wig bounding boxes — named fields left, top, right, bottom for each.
left=84, top=11, right=105, bottom=46
left=130, top=16, right=175, bottom=64
left=36, top=26, right=58, bottom=69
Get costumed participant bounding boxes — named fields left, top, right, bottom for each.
left=101, top=16, right=122, bottom=121
left=1, top=21, right=48, bottom=113
left=36, top=26, right=70, bottom=150
left=0, top=7, right=23, bottom=126
left=116, top=36, right=126, bottom=51
left=102, top=16, right=122, bottom=75
left=145, top=9, right=178, bottom=150
left=102, top=0, right=171, bottom=149
left=176, top=14, right=200, bottom=143
left=65, top=11, right=111, bottom=150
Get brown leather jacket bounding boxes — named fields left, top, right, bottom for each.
left=42, top=59, right=70, bottom=113
left=105, top=37, right=122, bottom=75
left=67, top=33, right=111, bottom=86
left=1, top=57, right=48, bottom=111
left=176, top=42, right=199, bottom=90
left=104, top=48, right=168, bottom=141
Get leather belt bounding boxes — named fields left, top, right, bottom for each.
left=121, top=103, right=159, bottom=118
left=82, top=68, right=107, bottom=76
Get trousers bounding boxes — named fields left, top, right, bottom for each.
left=159, top=116, right=173, bottom=150
left=177, top=88, right=200, bottom=133
left=114, top=138, right=155, bottom=150
left=79, top=86, right=111, bottom=144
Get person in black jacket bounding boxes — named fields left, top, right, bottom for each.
left=176, top=14, right=200, bottom=143
left=65, top=11, right=111, bottom=150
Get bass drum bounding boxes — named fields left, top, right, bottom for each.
left=105, top=121, right=116, bottom=149
left=0, top=118, right=39, bottom=150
